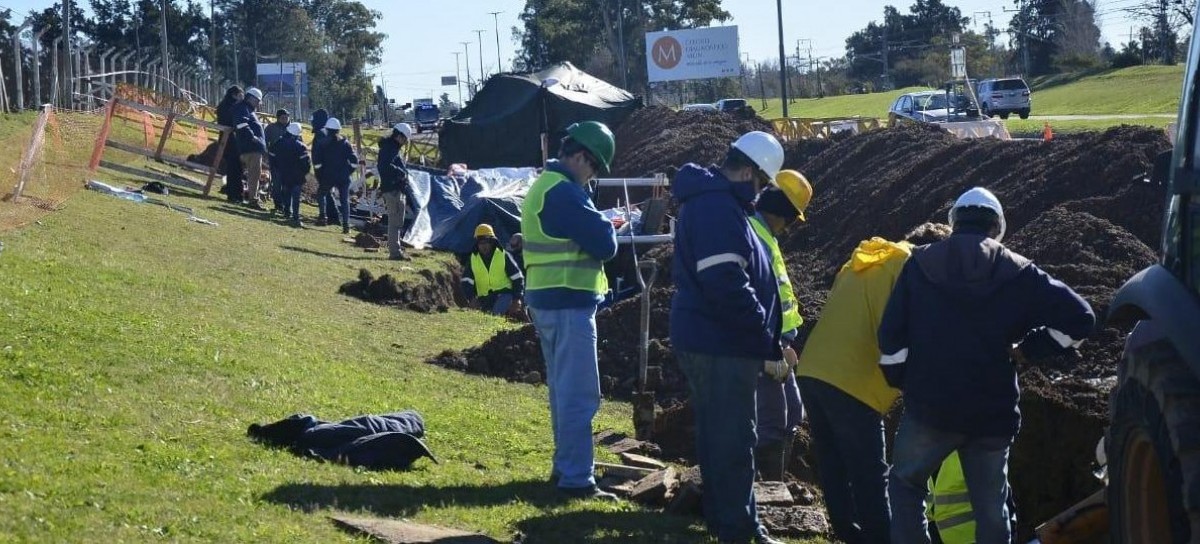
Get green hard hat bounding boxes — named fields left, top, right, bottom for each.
left=566, top=121, right=615, bottom=175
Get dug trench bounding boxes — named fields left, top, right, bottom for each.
left=339, top=265, right=464, bottom=314
left=425, top=122, right=1168, bottom=539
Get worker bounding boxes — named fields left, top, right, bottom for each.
left=669, top=130, right=788, bottom=544
left=879, top=187, right=1096, bottom=544
left=378, top=122, right=413, bottom=260
left=520, top=121, right=618, bottom=501
left=461, top=224, right=525, bottom=315
left=216, top=86, right=245, bottom=204
left=313, top=117, right=359, bottom=234
left=749, top=170, right=813, bottom=482
left=796, top=222, right=952, bottom=544
left=310, top=108, right=338, bottom=226
left=234, top=87, right=268, bottom=210
left=268, top=122, right=311, bottom=228
left=265, top=109, right=292, bottom=216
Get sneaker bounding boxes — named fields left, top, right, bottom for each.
left=292, top=219, right=304, bottom=229
left=558, top=485, right=618, bottom=502
left=315, top=218, right=328, bottom=227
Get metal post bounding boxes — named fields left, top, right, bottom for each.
left=82, top=45, right=96, bottom=109
left=489, top=11, right=503, bottom=72
left=147, top=59, right=160, bottom=93
left=99, top=49, right=114, bottom=100
left=453, top=52, right=463, bottom=106
left=461, top=41, right=472, bottom=98
left=776, top=0, right=788, bottom=117
left=51, top=37, right=61, bottom=108
left=160, top=0, right=170, bottom=95
left=13, top=20, right=31, bottom=110
left=616, top=0, right=628, bottom=89
left=474, top=30, right=486, bottom=83
left=32, top=28, right=46, bottom=107
left=120, top=50, right=134, bottom=86
left=63, top=0, right=72, bottom=107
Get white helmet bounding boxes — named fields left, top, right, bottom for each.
left=393, top=123, right=413, bottom=140
left=949, top=187, right=1006, bottom=242
left=286, top=122, right=302, bottom=136
left=245, top=87, right=263, bottom=101
left=731, top=131, right=784, bottom=181
left=325, top=117, right=342, bottom=131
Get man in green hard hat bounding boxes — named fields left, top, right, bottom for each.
left=521, top=121, right=619, bottom=501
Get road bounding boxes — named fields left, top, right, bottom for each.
left=1029, top=114, right=1175, bottom=121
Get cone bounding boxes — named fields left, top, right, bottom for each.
left=1043, top=122, right=1054, bottom=142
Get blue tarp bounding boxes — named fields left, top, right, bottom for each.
left=402, top=167, right=537, bottom=253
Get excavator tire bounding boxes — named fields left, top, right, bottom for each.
left=1107, top=339, right=1200, bottom=543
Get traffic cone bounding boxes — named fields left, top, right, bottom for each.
left=1043, top=122, right=1054, bottom=142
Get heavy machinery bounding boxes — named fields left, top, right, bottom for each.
left=1103, top=10, right=1200, bottom=542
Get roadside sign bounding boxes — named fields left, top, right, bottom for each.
left=645, top=26, right=740, bottom=83
left=441, top=76, right=458, bottom=86
left=950, top=47, right=967, bottom=79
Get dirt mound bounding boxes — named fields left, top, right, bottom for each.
left=339, top=267, right=460, bottom=313
left=610, top=106, right=773, bottom=178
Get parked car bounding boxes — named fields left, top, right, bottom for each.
left=977, top=77, right=1032, bottom=119
left=888, top=90, right=951, bottom=126
left=715, top=98, right=748, bottom=113
left=682, top=103, right=719, bottom=112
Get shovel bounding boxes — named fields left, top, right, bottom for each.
left=632, top=259, right=659, bottom=441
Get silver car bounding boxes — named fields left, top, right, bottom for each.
left=978, top=78, right=1032, bottom=119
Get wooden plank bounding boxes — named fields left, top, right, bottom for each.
left=155, top=110, right=178, bottom=161
left=330, top=515, right=499, bottom=544
left=118, top=100, right=230, bottom=132
left=88, top=98, right=119, bottom=171
left=618, top=452, right=666, bottom=470
left=595, top=462, right=654, bottom=481
left=204, top=130, right=230, bottom=196
left=105, top=139, right=157, bottom=159
left=98, top=160, right=205, bottom=191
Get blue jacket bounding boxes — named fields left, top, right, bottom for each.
left=268, top=133, right=311, bottom=186
left=524, top=160, right=618, bottom=310
left=377, top=137, right=409, bottom=193
left=878, top=230, right=1096, bottom=437
left=668, top=164, right=783, bottom=361
left=314, top=135, right=358, bottom=185
left=232, top=101, right=266, bottom=155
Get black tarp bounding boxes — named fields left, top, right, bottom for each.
left=439, top=62, right=642, bottom=169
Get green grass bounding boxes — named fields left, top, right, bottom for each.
left=0, top=117, right=824, bottom=542
left=1004, top=116, right=1174, bottom=136
left=754, top=87, right=927, bottom=120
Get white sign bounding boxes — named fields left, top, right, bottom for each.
left=256, top=62, right=307, bottom=76
left=950, top=48, right=966, bottom=79
left=645, top=26, right=740, bottom=83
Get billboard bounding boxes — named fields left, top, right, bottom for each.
left=255, top=62, right=308, bottom=96
left=645, top=26, right=740, bottom=83
left=441, top=76, right=458, bottom=86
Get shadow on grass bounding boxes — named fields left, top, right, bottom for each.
left=514, top=509, right=709, bottom=544
left=212, top=203, right=276, bottom=221
left=280, top=244, right=383, bottom=261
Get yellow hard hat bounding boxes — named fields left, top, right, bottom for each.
left=774, top=170, right=813, bottom=221
left=474, top=224, right=496, bottom=239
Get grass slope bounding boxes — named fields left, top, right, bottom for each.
left=0, top=155, right=797, bottom=541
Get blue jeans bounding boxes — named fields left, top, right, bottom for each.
left=270, top=167, right=286, bottom=211
left=889, top=412, right=1013, bottom=544
left=756, top=370, right=803, bottom=446
left=678, top=351, right=763, bottom=542
left=798, top=377, right=891, bottom=544
left=531, top=305, right=601, bottom=490
left=333, top=180, right=351, bottom=227
left=286, top=183, right=302, bottom=221
left=482, top=293, right=513, bottom=315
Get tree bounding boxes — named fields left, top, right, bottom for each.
left=845, top=1, right=970, bottom=87
left=1008, top=0, right=1102, bottom=75
left=438, top=92, right=456, bottom=111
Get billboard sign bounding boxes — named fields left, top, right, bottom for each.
left=441, top=76, right=458, bottom=86
left=646, top=26, right=740, bottom=83
left=255, top=62, right=308, bottom=95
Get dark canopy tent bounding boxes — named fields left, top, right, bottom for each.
left=439, top=62, right=642, bottom=169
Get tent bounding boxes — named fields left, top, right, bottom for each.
left=439, top=62, right=642, bottom=169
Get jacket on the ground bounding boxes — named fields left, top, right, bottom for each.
left=264, top=121, right=288, bottom=149
left=314, top=135, right=358, bottom=185
left=669, top=164, right=782, bottom=361
left=797, top=238, right=912, bottom=414
left=247, top=411, right=436, bottom=471
left=232, top=101, right=267, bottom=155
left=268, top=133, right=311, bottom=186
left=461, top=247, right=525, bottom=300
left=523, top=160, right=618, bottom=310
left=377, top=136, right=409, bottom=193
left=877, top=229, right=1095, bottom=437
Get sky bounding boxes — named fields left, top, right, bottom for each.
left=1, top=0, right=1150, bottom=101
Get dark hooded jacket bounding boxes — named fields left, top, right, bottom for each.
left=877, top=229, right=1095, bottom=437
left=247, top=411, right=436, bottom=470
left=376, top=135, right=409, bottom=193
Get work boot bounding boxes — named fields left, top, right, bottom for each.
left=315, top=217, right=327, bottom=227
left=342, top=224, right=350, bottom=234
left=389, top=253, right=412, bottom=261
left=558, top=485, right=618, bottom=502
left=755, top=441, right=787, bottom=482
left=292, top=218, right=304, bottom=229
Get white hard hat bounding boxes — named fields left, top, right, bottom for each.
left=393, top=123, right=413, bottom=140
left=325, top=117, right=342, bottom=131
left=731, top=131, right=784, bottom=180
left=286, top=122, right=302, bottom=136
left=245, top=87, right=263, bottom=101
left=949, top=187, right=1006, bottom=242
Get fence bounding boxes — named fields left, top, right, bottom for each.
left=0, top=105, right=105, bottom=231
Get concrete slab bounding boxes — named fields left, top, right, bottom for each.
left=331, top=515, right=500, bottom=544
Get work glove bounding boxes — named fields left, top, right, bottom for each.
left=764, top=359, right=789, bottom=382
left=783, top=346, right=798, bottom=370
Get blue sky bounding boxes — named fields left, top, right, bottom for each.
left=2, top=0, right=1148, bottom=101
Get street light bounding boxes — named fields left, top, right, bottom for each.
left=452, top=51, right=463, bottom=106
left=461, top=41, right=472, bottom=98
left=474, top=30, right=486, bottom=83
left=489, top=11, right=503, bottom=73
left=775, top=0, right=788, bottom=117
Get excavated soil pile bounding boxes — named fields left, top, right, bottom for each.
left=609, top=107, right=773, bottom=178
left=340, top=267, right=460, bottom=313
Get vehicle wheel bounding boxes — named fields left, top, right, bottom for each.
left=1019, top=110, right=1030, bottom=120
left=981, top=104, right=992, bottom=118
left=999, top=112, right=1010, bottom=120
left=1107, top=340, right=1200, bottom=543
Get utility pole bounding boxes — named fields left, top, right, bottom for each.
left=453, top=51, right=463, bottom=106
left=160, top=0, right=170, bottom=94
left=489, top=11, right=503, bottom=73
left=1159, top=0, right=1171, bottom=64
left=474, top=30, right=486, bottom=83
left=616, top=0, right=628, bottom=89
left=757, top=61, right=767, bottom=111
left=775, top=0, right=788, bottom=117
left=210, top=0, right=216, bottom=84
left=461, top=41, right=472, bottom=98
left=63, top=0, right=72, bottom=107
left=882, top=20, right=890, bottom=89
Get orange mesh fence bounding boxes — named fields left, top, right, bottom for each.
left=0, top=107, right=105, bottom=231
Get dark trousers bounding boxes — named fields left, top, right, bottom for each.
left=317, top=181, right=340, bottom=223
left=222, top=147, right=244, bottom=202
left=798, top=377, right=892, bottom=544
left=285, top=183, right=303, bottom=220
left=333, top=179, right=351, bottom=227
left=270, top=167, right=286, bottom=211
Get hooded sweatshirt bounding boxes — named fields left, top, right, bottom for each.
left=669, top=164, right=782, bottom=361
left=877, top=229, right=1095, bottom=437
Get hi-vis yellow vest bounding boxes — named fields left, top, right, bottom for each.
left=521, top=170, right=608, bottom=295
left=928, top=451, right=975, bottom=543
left=750, top=215, right=802, bottom=333
left=470, top=250, right=511, bottom=297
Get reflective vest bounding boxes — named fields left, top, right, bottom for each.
left=750, top=215, right=802, bottom=333
left=470, top=250, right=511, bottom=297
left=928, top=451, right=975, bottom=544
left=521, top=170, right=608, bottom=295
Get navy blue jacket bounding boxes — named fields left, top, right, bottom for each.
left=314, top=135, right=358, bottom=185
left=232, top=101, right=266, bottom=155
left=877, top=230, right=1095, bottom=437
left=668, top=164, right=783, bottom=361
left=377, top=137, right=409, bottom=193
left=268, top=133, right=311, bottom=186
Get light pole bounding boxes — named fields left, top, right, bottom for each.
left=474, top=30, right=486, bottom=83
left=461, top=41, right=472, bottom=98
left=452, top=51, right=463, bottom=106
left=13, top=19, right=31, bottom=110
left=776, top=0, right=788, bottom=117
left=32, top=27, right=47, bottom=106
left=489, top=11, right=503, bottom=73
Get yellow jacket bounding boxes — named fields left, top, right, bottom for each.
left=797, top=238, right=912, bottom=414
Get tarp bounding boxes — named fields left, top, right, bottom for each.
left=439, top=62, right=642, bottom=169
left=400, top=167, right=538, bottom=253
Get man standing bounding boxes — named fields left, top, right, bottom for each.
left=265, top=109, right=291, bottom=215
left=879, top=188, right=1095, bottom=544
left=796, top=222, right=951, bottom=544
left=521, top=121, right=618, bottom=500
left=748, top=170, right=812, bottom=482
left=216, top=86, right=245, bottom=203
left=233, top=87, right=268, bottom=210
left=670, top=131, right=787, bottom=544
left=268, top=122, right=311, bottom=228
left=313, top=118, right=358, bottom=234
left=310, top=108, right=337, bottom=226
left=378, top=122, right=413, bottom=260
left=460, top=224, right=524, bottom=315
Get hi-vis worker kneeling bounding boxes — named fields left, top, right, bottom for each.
left=460, top=223, right=524, bottom=316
